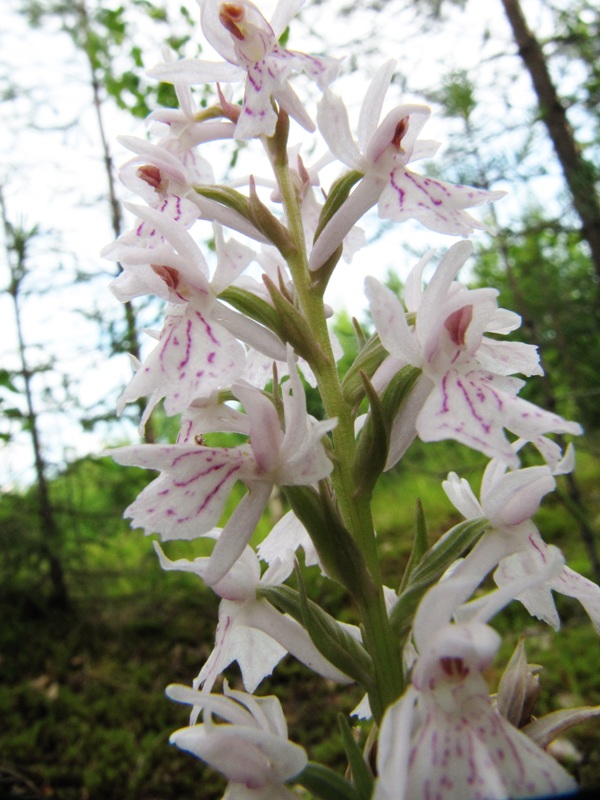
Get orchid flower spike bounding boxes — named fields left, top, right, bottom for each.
left=310, top=60, right=504, bottom=269
left=149, top=0, right=340, bottom=139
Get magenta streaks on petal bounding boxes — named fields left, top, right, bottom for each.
left=177, top=318, right=193, bottom=370
left=405, top=171, right=445, bottom=206
left=389, top=170, right=406, bottom=206
left=193, top=464, right=242, bottom=517
left=440, top=373, right=450, bottom=413
left=194, top=310, right=220, bottom=345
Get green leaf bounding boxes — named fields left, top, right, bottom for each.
left=496, top=637, right=541, bottom=728
left=194, top=184, right=252, bottom=220
left=398, top=499, right=429, bottom=594
left=352, top=317, right=368, bottom=350
left=283, top=484, right=376, bottom=602
left=314, top=170, right=364, bottom=242
left=338, top=714, right=374, bottom=799
left=341, top=334, right=388, bottom=408
left=258, top=584, right=306, bottom=624
left=247, top=183, right=295, bottom=257
left=262, top=574, right=375, bottom=690
left=378, top=364, right=421, bottom=423
left=389, top=517, right=489, bottom=639
left=352, top=372, right=388, bottom=498
left=296, top=762, right=361, bottom=800
left=262, top=276, right=325, bottom=365
left=0, top=369, right=19, bottom=393
left=352, top=366, right=420, bottom=499
left=524, top=706, right=600, bottom=748
left=4, top=408, right=25, bottom=420
left=218, top=285, right=281, bottom=333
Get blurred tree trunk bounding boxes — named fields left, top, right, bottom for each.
left=1, top=191, right=71, bottom=612
left=76, top=0, right=156, bottom=442
left=499, top=0, right=600, bottom=281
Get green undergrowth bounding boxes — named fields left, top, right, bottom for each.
left=1, top=440, right=599, bottom=797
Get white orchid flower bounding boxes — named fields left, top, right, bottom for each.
left=109, top=350, right=336, bottom=585
left=310, top=60, right=504, bottom=269
left=167, top=682, right=307, bottom=799
left=107, top=212, right=286, bottom=423
left=374, top=556, right=578, bottom=800
left=148, top=0, right=340, bottom=140
left=153, top=532, right=351, bottom=701
left=444, top=446, right=600, bottom=632
left=366, top=240, right=581, bottom=468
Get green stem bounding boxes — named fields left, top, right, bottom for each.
left=271, top=143, right=403, bottom=720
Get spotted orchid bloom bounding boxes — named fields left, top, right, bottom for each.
left=374, top=558, right=578, bottom=800
left=154, top=529, right=351, bottom=700
left=107, top=58, right=267, bottom=244
left=167, top=682, right=307, bottom=800
left=116, top=73, right=228, bottom=208
left=443, top=445, right=600, bottom=633
left=107, top=213, right=286, bottom=423
left=148, top=0, right=340, bottom=140
left=109, top=352, right=336, bottom=585
left=257, top=509, right=322, bottom=574
left=310, top=60, right=504, bottom=269
left=366, top=240, right=582, bottom=468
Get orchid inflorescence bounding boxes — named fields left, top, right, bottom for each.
left=104, top=1, right=598, bottom=798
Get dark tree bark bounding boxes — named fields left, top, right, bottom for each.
left=500, top=0, right=600, bottom=281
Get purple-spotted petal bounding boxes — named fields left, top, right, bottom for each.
left=236, top=64, right=281, bottom=139
left=110, top=443, right=255, bottom=540
left=407, top=691, right=577, bottom=799
left=379, top=168, right=505, bottom=235
left=119, top=305, right=246, bottom=417
left=417, top=364, right=581, bottom=467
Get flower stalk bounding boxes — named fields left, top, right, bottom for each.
left=104, top=1, right=593, bottom=797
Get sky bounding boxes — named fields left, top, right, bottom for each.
left=0, top=0, right=567, bottom=488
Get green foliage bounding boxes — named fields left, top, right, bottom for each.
left=22, top=0, right=197, bottom=118
left=428, top=68, right=477, bottom=122
left=1, top=442, right=599, bottom=795
left=474, top=218, right=600, bottom=429
left=0, top=456, right=148, bottom=604
left=297, top=762, right=361, bottom=800
left=551, top=1, right=600, bottom=144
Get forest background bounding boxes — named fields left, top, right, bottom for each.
left=1, top=0, right=599, bottom=798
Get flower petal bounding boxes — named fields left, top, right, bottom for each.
left=110, top=444, right=253, bottom=540
left=378, top=169, right=505, bottom=235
